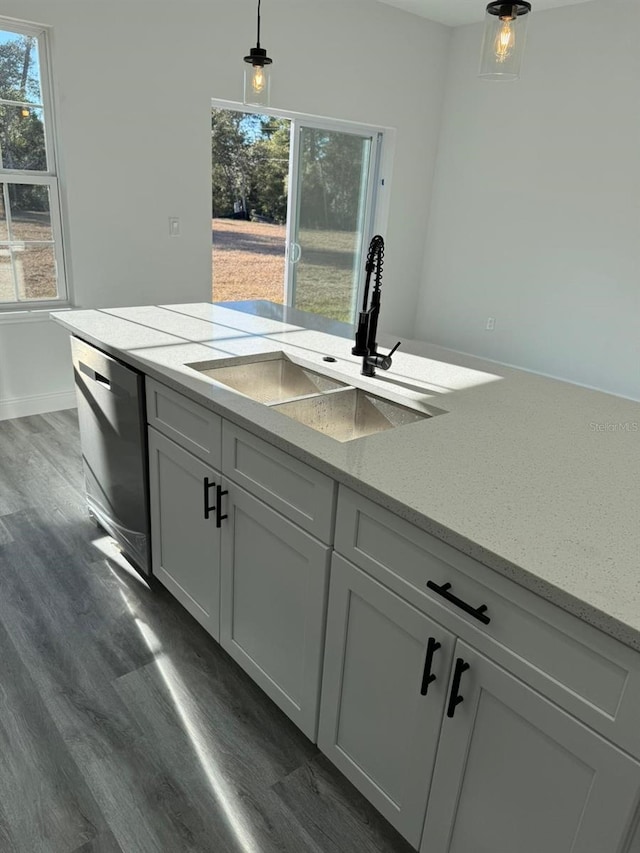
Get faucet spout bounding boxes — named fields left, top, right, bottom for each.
left=352, top=235, right=400, bottom=377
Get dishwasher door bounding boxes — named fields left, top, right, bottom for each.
left=71, top=337, right=151, bottom=575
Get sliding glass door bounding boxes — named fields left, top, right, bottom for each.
left=286, top=126, right=379, bottom=323
left=211, top=103, right=383, bottom=324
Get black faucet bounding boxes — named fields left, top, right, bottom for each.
left=352, top=235, right=401, bottom=377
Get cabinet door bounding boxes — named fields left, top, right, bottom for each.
left=422, top=641, right=640, bottom=853
left=318, top=555, right=455, bottom=847
left=148, top=427, right=221, bottom=639
left=220, top=482, right=330, bottom=740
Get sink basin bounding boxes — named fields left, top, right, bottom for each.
left=187, top=353, right=347, bottom=404
left=188, top=351, right=442, bottom=441
left=272, top=388, right=429, bottom=442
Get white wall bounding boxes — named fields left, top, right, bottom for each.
left=0, top=0, right=450, bottom=418
left=416, top=0, right=640, bottom=400
left=0, top=317, right=76, bottom=419
left=4, top=0, right=635, bottom=415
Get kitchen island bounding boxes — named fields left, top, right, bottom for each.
left=52, top=300, right=640, bottom=647
left=52, top=300, right=640, bottom=853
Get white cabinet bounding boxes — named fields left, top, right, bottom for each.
left=422, top=641, right=640, bottom=853
left=220, top=481, right=330, bottom=740
left=222, top=420, right=335, bottom=541
left=146, top=377, right=222, bottom=467
left=144, top=378, right=640, bottom=853
left=334, top=486, right=640, bottom=758
left=146, top=389, right=336, bottom=740
left=320, top=555, right=640, bottom=853
left=318, top=555, right=455, bottom=846
left=218, top=421, right=336, bottom=739
left=147, top=426, right=221, bottom=639
left=323, top=487, right=640, bottom=851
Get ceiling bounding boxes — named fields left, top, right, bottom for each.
left=376, top=0, right=597, bottom=27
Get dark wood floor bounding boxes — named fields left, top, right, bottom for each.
left=0, top=410, right=414, bottom=853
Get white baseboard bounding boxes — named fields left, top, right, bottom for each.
left=0, top=390, right=77, bottom=421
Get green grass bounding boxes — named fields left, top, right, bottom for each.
left=293, top=228, right=359, bottom=323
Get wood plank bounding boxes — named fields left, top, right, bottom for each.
left=70, top=830, right=124, bottom=853
left=272, top=754, right=416, bottom=853
left=114, top=660, right=322, bottom=853
left=0, top=534, right=228, bottom=852
left=0, top=619, right=110, bottom=853
left=0, top=516, right=12, bottom=544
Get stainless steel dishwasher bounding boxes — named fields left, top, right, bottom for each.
left=71, top=336, right=151, bottom=575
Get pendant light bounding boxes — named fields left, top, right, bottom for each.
left=243, top=0, right=273, bottom=107
left=479, top=2, right=531, bottom=81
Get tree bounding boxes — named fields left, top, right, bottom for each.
left=211, top=110, right=291, bottom=223
left=297, top=129, right=365, bottom=231
left=211, top=108, right=365, bottom=230
left=323, top=133, right=366, bottom=231
left=250, top=118, right=290, bottom=223
left=211, top=109, right=255, bottom=218
left=0, top=34, right=48, bottom=209
left=0, top=35, right=39, bottom=101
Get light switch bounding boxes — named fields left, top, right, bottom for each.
left=169, top=217, right=180, bottom=237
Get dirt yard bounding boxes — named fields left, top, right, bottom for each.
left=2, top=215, right=355, bottom=315
left=212, top=218, right=357, bottom=322
left=212, top=218, right=286, bottom=304
left=0, top=211, right=57, bottom=303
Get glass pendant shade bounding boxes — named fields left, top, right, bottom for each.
left=243, top=58, right=272, bottom=107
left=479, top=2, right=531, bottom=81
left=243, top=0, right=273, bottom=107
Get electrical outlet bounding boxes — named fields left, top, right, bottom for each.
left=486, top=317, right=496, bottom=331
left=169, top=217, right=180, bottom=237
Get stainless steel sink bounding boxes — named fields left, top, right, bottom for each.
left=272, top=388, right=429, bottom=442
left=187, top=351, right=441, bottom=441
left=187, top=353, right=347, bottom=404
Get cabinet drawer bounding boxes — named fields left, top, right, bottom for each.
left=222, top=422, right=336, bottom=543
left=146, top=378, right=221, bottom=467
left=334, top=486, right=640, bottom=758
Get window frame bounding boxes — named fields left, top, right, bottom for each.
left=0, top=17, right=68, bottom=311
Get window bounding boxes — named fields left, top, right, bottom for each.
left=0, top=20, right=66, bottom=308
left=211, top=103, right=387, bottom=325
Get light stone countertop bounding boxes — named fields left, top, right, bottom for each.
left=51, top=302, right=640, bottom=650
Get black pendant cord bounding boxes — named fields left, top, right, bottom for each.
left=245, top=0, right=272, bottom=67
left=257, top=0, right=262, bottom=48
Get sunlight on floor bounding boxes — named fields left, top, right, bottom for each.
left=107, top=562, right=263, bottom=853
left=91, top=536, right=150, bottom=588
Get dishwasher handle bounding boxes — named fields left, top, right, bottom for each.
left=72, top=338, right=141, bottom=399
left=79, top=361, right=111, bottom=390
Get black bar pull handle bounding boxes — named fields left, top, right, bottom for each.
left=215, top=483, right=228, bottom=528
left=420, top=637, right=442, bottom=696
left=426, top=581, right=491, bottom=626
left=447, top=658, right=470, bottom=719
left=204, top=477, right=216, bottom=520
